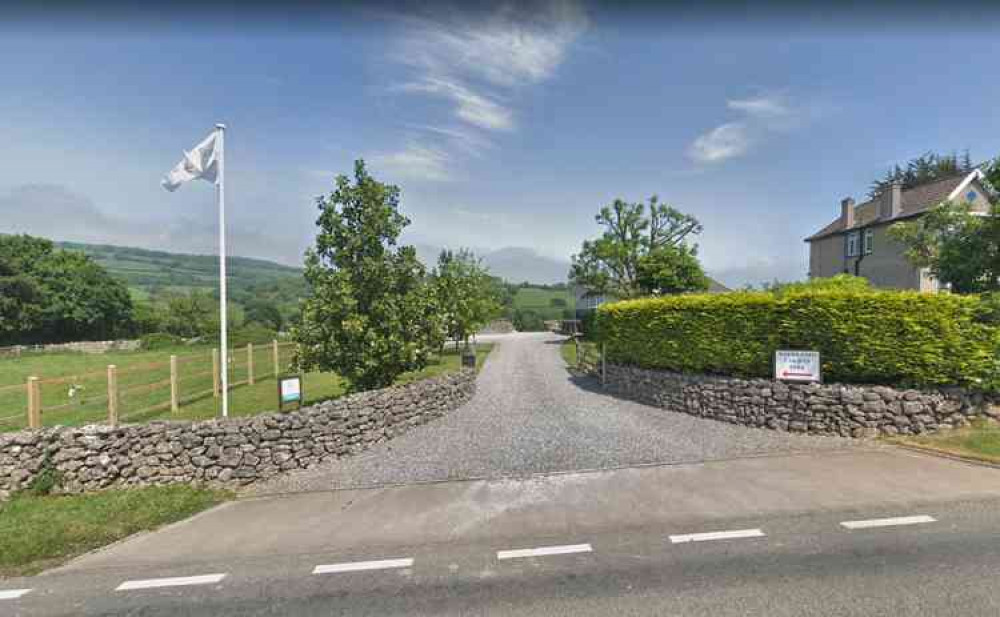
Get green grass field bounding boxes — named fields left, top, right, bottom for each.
left=0, top=485, right=229, bottom=577
left=896, top=420, right=1000, bottom=464
left=512, top=286, right=575, bottom=320
left=0, top=344, right=492, bottom=431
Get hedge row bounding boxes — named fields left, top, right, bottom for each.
left=596, top=290, right=1000, bottom=391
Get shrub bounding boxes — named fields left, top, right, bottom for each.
left=227, top=324, right=278, bottom=347
left=513, top=308, right=546, bottom=332
left=139, top=332, right=183, bottom=350
left=596, top=289, right=1000, bottom=391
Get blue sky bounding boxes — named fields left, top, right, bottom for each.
left=1, top=2, right=999, bottom=286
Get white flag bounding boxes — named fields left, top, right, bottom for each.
left=161, top=130, right=220, bottom=192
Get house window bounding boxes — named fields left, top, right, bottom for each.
left=863, top=229, right=874, bottom=255
left=846, top=231, right=860, bottom=257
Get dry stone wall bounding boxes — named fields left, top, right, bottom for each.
left=603, top=364, right=998, bottom=438
left=0, top=370, right=475, bottom=500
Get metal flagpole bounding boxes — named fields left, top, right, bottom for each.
left=216, top=123, right=229, bottom=418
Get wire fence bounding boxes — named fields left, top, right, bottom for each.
left=0, top=341, right=297, bottom=431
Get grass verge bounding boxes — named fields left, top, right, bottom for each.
left=561, top=338, right=578, bottom=366
left=560, top=338, right=598, bottom=370
left=893, top=419, right=1000, bottom=465
left=0, top=485, right=230, bottom=578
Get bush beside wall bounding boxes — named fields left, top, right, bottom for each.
left=597, top=290, right=999, bottom=392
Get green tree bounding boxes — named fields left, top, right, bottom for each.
left=0, top=235, right=134, bottom=344
left=513, top=308, right=545, bottom=332
left=869, top=150, right=975, bottom=197
left=245, top=298, right=284, bottom=332
left=889, top=199, right=1000, bottom=293
left=570, top=195, right=706, bottom=298
left=293, top=160, right=443, bottom=391
left=433, top=249, right=501, bottom=349
left=635, top=245, right=710, bottom=295
left=160, top=291, right=216, bottom=338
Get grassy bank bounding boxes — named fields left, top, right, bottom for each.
left=561, top=338, right=578, bottom=366
left=895, top=420, right=1000, bottom=464
left=560, top=338, right=598, bottom=370
left=0, top=485, right=229, bottom=577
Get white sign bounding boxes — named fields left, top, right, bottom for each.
left=280, top=377, right=302, bottom=403
left=774, top=350, right=821, bottom=382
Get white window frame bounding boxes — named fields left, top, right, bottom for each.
left=845, top=231, right=860, bottom=257
left=863, top=229, right=874, bottom=255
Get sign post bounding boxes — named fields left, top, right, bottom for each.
left=774, top=350, right=821, bottom=383
left=278, top=375, right=303, bottom=412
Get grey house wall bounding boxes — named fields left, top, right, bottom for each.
left=808, top=181, right=993, bottom=291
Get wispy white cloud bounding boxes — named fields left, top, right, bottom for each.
left=369, top=143, right=453, bottom=182
left=688, top=122, right=751, bottom=164
left=726, top=94, right=791, bottom=118
left=689, top=91, right=814, bottom=164
left=405, top=124, right=494, bottom=157
left=390, top=1, right=587, bottom=133
left=398, top=79, right=513, bottom=131
left=394, top=0, right=588, bottom=92
left=369, top=1, right=588, bottom=183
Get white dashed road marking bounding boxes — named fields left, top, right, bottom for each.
left=0, top=589, right=32, bottom=600
left=669, top=528, right=766, bottom=544
left=841, top=515, right=936, bottom=530
left=313, top=558, right=414, bottom=574
left=497, top=543, right=593, bottom=560
left=116, top=574, right=227, bottom=591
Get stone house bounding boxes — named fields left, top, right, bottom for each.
left=805, top=169, right=993, bottom=291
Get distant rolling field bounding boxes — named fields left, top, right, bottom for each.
left=512, top=287, right=574, bottom=320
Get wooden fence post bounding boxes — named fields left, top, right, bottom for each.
left=272, top=339, right=279, bottom=377
left=107, top=365, right=119, bottom=427
left=170, top=355, right=179, bottom=413
left=601, top=342, right=606, bottom=387
left=247, top=343, right=255, bottom=385
left=212, top=348, right=220, bottom=398
left=27, top=376, right=41, bottom=429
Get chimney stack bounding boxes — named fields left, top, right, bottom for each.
left=841, top=197, right=855, bottom=229
left=881, top=180, right=902, bottom=219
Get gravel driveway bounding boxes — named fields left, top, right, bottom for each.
left=256, top=332, right=861, bottom=493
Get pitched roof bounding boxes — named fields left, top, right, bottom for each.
left=805, top=172, right=981, bottom=242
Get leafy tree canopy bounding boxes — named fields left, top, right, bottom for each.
left=889, top=199, right=1000, bottom=294
left=570, top=196, right=708, bottom=298
left=887, top=157, right=999, bottom=294
left=0, top=234, right=135, bottom=345
left=432, top=249, right=502, bottom=348
left=292, top=160, right=443, bottom=391
left=869, top=150, right=975, bottom=198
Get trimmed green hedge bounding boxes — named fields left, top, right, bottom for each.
left=596, top=290, right=1000, bottom=391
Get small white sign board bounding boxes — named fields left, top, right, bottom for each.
left=774, top=350, right=821, bottom=383
left=280, top=376, right=302, bottom=403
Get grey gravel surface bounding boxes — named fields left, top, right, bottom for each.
left=256, top=332, right=865, bottom=494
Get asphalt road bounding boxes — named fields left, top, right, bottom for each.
left=258, top=332, right=861, bottom=493
left=7, top=496, right=1000, bottom=616
left=8, top=448, right=1000, bottom=616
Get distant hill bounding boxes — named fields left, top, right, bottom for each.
left=57, top=241, right=302, bottom=291
left=57, top=241, right=308, bottom=324
left=414, top=244, right=570, bottom=285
